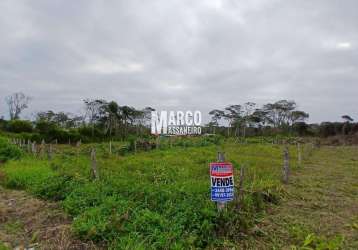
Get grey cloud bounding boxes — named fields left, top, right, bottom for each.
left=0, top=0, right=357, bottom=123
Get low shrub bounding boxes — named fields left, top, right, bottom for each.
left=6, top=120, right=33, bottom=133
left=72, top=196, right=131, bottom=242
left=0, top=137, right=22, bottom=162
left=62, top=182, right=116, bottom=216
left=1, top=160, right=54, bottom=189
left=31, top=174, right=82, bottom=201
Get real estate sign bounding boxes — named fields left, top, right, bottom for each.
left=210, top=162, right=234, bottom=202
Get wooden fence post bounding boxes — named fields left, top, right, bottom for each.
left=40, top=139, right=45, bottom=158
left=282, top=145, right=290, bottom=184
left=31, top=142, right=37, bottom=156
left=48, top=144, right=53, bottom=160
left=156, top=136, right=160, bottom=149
left=90, top=148, right=99, bottom=180
left=27, top=140, right=31, bottom=153
left=297, top=143, right=302, bottom=167
left=237, top=165, right=245, bottom=210
left=307, top=142, right=313, bottom=157
left=217, top=152, right=226, bottom=211
left=109, top=141, right=112, bottom=155
left=75, top=140, right=81, bottom=156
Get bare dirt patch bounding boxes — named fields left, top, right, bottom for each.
left=0, top=187, right=99, bottom=250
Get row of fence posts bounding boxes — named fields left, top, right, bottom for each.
left=10, top=138, right=55, bottom=160
left=9, top=136, right=186, bottom=184
left=9, top=138, right=141, bottom=182
left=235, top=137, right=314, bottom=146
left=216, top=141, right=317, bottom=211
left=90, top=138, right=162, bottom=181
left=153, top=136, right=172, bottom=149
left=282, top=142, right=308, bottom=185
left=10, top=138, right=99, bottom=181
left=281, top=141, right=317, bottom=185
left=10, top=137, right=318, bottom=203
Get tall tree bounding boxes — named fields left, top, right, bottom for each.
left=35, top=110, right=83, bottom=132
left=224, top=105, right=243, bottom=137
left=209, top=109, right=225, bottom=134
left=119, top=106, right=137, bottom=139
left=342, top=115, right=354, bottom=135
left=83, top=99, right=105, bottom=136
left=101, top=101, right=121, bottom=137
left=290, top=110, right=309, bottom=124
left=342, top=115, right=354, bottom=123
left=5, top=92, right=31, bottom=120
left=263, top=100, right=296, bottom=128
left=250, top=109, right=268, bottom=127
left=36, top=110, right=56, bottom=123
left=142, top=107, right=155, bottom=127
left=242, top=102, right=256, bottom=137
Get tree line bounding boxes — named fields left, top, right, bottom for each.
left=208, top=100, right=309, bottom=137
left=0, top=92, right=356, bottom=142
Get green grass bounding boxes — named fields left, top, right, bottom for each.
left=3, top=220, right=23, bottom=235
left=0, top=137, right=22, bottom=162
left=0, top=242, right=9, bottom=250
left=247, top=146, right=358, bottom=249
left=1, top=158, right=55, bottom=189
left=0, top=139, right=302, bottom=248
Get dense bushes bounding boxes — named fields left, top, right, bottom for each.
left=0, top=137, right=22, bottom=162
left=0, top=119, right=94, bottom=143
left=6, top=120, right=33, bottom=133
left=319, top=122, right=358, bottom=137
left=5, top=129, right=86, bottom=144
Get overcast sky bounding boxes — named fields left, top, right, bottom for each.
left=0, top=0, right=357, bottom=123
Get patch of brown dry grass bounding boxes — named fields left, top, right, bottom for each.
left=0, top=187, right=101, bottom=250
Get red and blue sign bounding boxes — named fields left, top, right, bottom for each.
left=210, top=162, right=234, bottom=202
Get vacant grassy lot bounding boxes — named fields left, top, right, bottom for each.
left=242, top=146, right=358, bottom=249
left=0, top=138, right=357, bottom=249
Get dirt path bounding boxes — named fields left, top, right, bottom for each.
left=0, top=187, right=98, bottom=250
left=251, top=146, right=358, bottom=249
